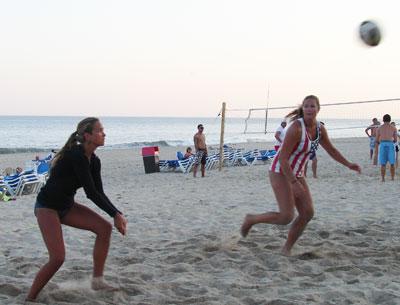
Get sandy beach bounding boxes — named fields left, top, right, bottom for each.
left=1, top=137, right=399, bottom=305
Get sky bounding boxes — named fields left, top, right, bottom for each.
left=0, top=0, right=399, bottom=117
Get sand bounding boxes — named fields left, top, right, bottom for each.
left=1, top=137, right=400, bottom=305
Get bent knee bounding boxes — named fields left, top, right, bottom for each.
left=95, top=220, right=112, bottom=236
left=300, top=210, right=314, bottom=223
left=280, top=213, right=294, bottom=225
left=49, top=254, right=65, bottom=268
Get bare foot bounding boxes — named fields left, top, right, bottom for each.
left=91, top=277, right=119, bottom=291
left=25, top=298, right=40, bottom=304
left=281, top=247, right=291, bottom=256
left=240, top=215, right=254, bottom=237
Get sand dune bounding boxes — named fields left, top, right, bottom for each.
left=1, top=137, right=400, bottom=304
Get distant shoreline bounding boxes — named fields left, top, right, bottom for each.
left=0, top=136, right=368, bottom=155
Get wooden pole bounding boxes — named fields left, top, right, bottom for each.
left=219, top=102, right=226, bottom=171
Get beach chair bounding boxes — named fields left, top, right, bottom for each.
left=4, top=174, right=22, bottom=196
left=17, top=170, right=43, bottom=196
left=0, top=176, right=15, bottom=200
left=226, top=149, right=249, bottom=167
left=36, top=160, right=51, bottom=183
left=205, top=153, right=219, bottom=170
left=249, top=149, right=276, bottom=165
left=241, top=149, right=259, bottom=166
left=159, top=156, right=195, bottom=173
left=4, top=170, right=42, bottom=196
left=177, top=151, right=185, bottom=160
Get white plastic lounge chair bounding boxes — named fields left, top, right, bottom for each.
left=4, top=170, right=42, bottom=196
left=0, top=176, right=15, bottom=199
left=159, top=156, right=195, bottom=173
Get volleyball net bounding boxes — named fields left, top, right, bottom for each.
left=224, top=98, right=400, bottom=136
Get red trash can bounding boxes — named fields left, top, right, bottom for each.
left=141, top=146, right=160, bottom=173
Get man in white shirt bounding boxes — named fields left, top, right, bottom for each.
left=274, top=121, right=287, bottom=151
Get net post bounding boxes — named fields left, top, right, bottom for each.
left=219, top=102, right=226, bottom=171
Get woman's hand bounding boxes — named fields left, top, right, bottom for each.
left=114, top=213, right=127, bottom=236
left=348, top=163, right=361, bottom=174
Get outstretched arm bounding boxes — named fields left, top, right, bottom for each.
left=320, top=125, right=361, bottom=173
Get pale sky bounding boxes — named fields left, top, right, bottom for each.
left=0, top=0, right=399, bottom=117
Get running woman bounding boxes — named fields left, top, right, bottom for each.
left=240, top=95, right=361, bottom=256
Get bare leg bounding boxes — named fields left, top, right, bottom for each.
left=304, top=161, right=308, bottom=177
left=27, top=209, right=66, bottom=301
left=241, top=171, right=295, bottom=237
left=370, top=149, right=373, bottom=160
left=312, top=158, right=317, bottom=178
left=193, top=164, right=198, bottom=177
left=390, top=164, right=395, bottom=180
left=201, top=164, right=205, bottom=177
left=381, top=165, right=386, bottom=182
left=282, top=178, right=314, bottom=256
left=61, top=203, right=113, bottom=279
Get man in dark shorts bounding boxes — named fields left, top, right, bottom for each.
left=193, top=124, right=207, bottom=177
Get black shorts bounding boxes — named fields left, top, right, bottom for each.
left=34, top=200, right=72, bottom=219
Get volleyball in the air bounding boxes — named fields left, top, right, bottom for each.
left=359, top=20, right=381, bottom=47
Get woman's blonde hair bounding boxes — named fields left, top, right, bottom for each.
left=52, top=117, right=99, bottom=167
left=285, top=95, right=320, bottom=122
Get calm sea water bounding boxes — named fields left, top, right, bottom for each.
left=0, top=116, right=373, bottom=154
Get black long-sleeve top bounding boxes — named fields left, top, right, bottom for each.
left=37, top=145, right=120, bottom=217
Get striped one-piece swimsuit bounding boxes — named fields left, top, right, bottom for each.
left=270, top=118, right=321, bottom=177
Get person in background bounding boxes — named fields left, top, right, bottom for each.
left=376, top=115, right=397, bottom=181
left=304, top=151, right=318, bottom=178
left=184, top=147, right=194, bottom=159
left=304, top=122, right=325, bottom=178
left=365, top=117, right=380, bottom=164
left=193, top=124, right=208, bottom=177
left=274, top=121, right=287, bottom=152
left=390, top=122, right=399, bottom=168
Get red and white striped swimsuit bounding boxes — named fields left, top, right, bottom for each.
left=270, top=118, right=321, bottom=177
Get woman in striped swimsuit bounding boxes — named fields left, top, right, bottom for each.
left=241, top=95, right=361, bottom=256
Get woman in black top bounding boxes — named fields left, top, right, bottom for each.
left=27, top=117, right=127, bottom=301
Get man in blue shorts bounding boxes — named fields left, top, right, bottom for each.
left=376, top=114, right=397, bottom=181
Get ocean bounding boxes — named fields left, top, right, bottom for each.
left=0, top=116, right=372, bottom=154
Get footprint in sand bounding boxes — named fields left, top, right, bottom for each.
left=318, top=231, right=330, bottom=239
left=0, top=283, right=21, bottom=297
left=296, top=252, right=321, bottom=260
left=203, top=245, right=219, bottom=252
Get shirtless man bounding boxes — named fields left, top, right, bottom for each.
left=376, top=114, right=397, bottom=181
left=193, top=124, right=207, bottom=177
left=365, top=117, right=380, bottom=163
left=274, top=121, right=287, bottom=151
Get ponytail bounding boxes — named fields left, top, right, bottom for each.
left=51, top=117, right=99, bottom=168
left=285, top=105, right=303, bottom=122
